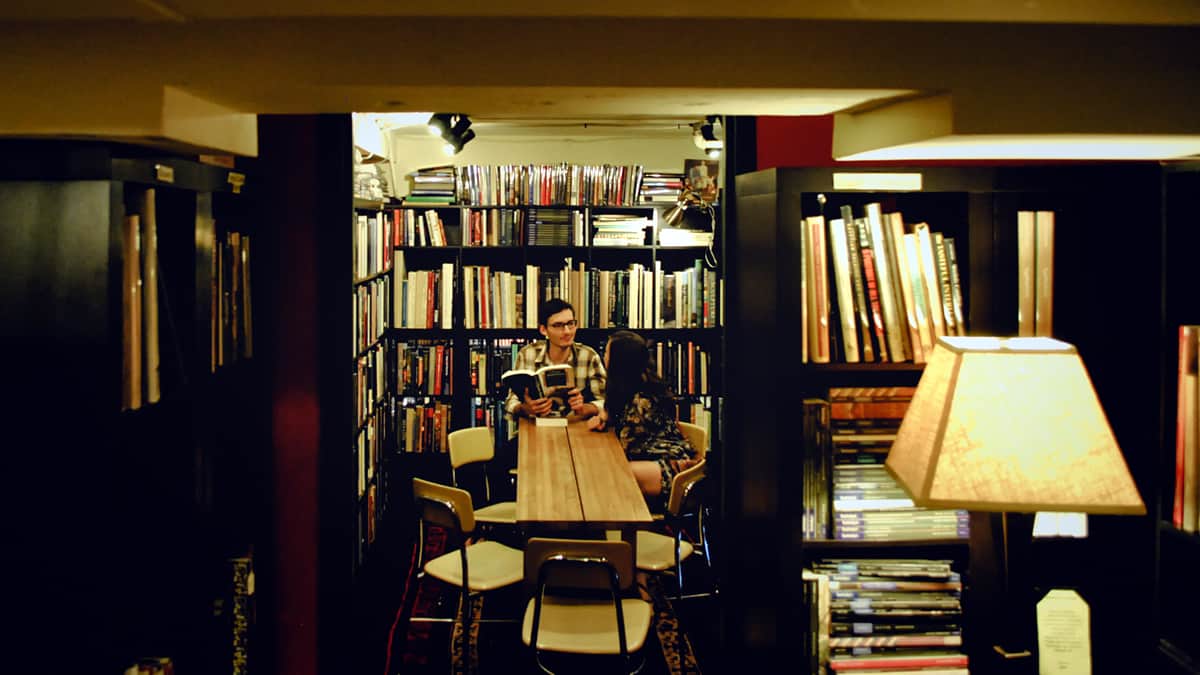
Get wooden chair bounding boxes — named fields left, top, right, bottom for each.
left=412, top=477, right=524, bottom=673
left=448, top=426, right=517, bottom=526
left=522, top=537, right=653, bottom=675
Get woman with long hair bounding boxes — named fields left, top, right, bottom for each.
left=588, top=330, right=698, bottom=510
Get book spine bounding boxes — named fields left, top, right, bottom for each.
left=828, top=218, right=861, bottom=362
left=842, top=214, right=875, bottom=362
left=887, top=212, right=924, bottom=363
left=865, top=203, right=906, bottom=361
left=1034, top=210, right=1055, bottom=336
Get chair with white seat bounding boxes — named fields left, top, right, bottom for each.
left=448, top=426, right=517, bottom=526
left=522, top=537, right=653, bottom=675
left=674, top=421, right=715, bottom=570
left=676, top=421, right=708, bottom=463
left=412, top=477, right=525, bottom=673
left=632, top=459, right=709, bottom=599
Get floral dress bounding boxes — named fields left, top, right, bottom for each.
left=614, top=391, right=698, bottom=511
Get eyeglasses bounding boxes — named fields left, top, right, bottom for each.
left=548, top=320, right=578, bottom=330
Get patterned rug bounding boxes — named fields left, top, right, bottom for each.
left=386, top=527, right=703, bottom=675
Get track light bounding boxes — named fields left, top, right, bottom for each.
left=429, top=113, right=474, bottom=155
left=443, top=128, right=476, bottom=156
left=692, top=116, right=723, bottom=159
left=427, top=113, right=453, bottom=137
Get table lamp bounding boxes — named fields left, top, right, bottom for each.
left=884, top=336, right=1145, bottom=665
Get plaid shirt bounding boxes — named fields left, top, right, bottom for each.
left=504, top=340, right=607, bottom=421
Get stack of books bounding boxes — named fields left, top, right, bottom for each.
left=809, top=558, right=968, bottom=675
left=593, top=213, right=652, bottom=246
left=639, top=172, right=684, bottom=204
left=525, top=207, right=579, bottom=246
left=405, top=165, right=456, bottom=204
left=658, top=226, right=714, bottom=247
left=828, top=387, right=969, bottom=541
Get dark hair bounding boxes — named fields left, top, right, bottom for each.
left=604, top=330, right=671, bottom=428
left=538, top=298, right=575, bottom=328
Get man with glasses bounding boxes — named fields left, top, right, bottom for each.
left=505, top=298, right=606, bottom=423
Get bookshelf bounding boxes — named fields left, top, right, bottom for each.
left=0, top=141, right=261, bottom=673
left=729, top=165, right=1165, bottom=673
left=1155, top=163, right=1200, bottom=675
left=344, top=153, right=727, bottom=666
left=375, top=196, right=724, bottom=475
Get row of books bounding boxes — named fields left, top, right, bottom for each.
left=802, top=387, right=968, bottom=541
left=370, top=205, right=705, bottom=248
left=354, top=210, right=394, bottom=280
left=356, top=402, right=385, bottom=497
left=355, top=341, right=387, bottom=429
left=393, top=262, right=454, bottom=329
left=458, top=259, right=720, bottom=330
left=804, top=203, right=964, bottom=364
left=397, top=399, right=453, bottom=454
left=353, top=277, right=389, bottom=355
left=397, top=341, right=455, bottom=397
left=805, top=558, right=968, bottom=675
left=454, top=163, right=646, bottom=207
left=1175, top=325, right=1200, bottom=532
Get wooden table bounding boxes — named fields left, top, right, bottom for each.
left=516, top=418, right=652, bottom=544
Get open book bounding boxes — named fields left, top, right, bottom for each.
left=501, top=363, right=575, bottom=402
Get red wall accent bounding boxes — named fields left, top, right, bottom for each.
left=756, top=115, right=836, bottom=169
left=754, top=115, right=1081, bottom=169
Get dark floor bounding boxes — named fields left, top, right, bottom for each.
left=378, top=523, right=724, bottom=675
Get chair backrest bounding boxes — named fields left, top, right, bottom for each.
left=448, top=426, right=495, bottom=470
left=413, top=477, right=475, bottom=535
left=524, top=537, right=635, bottom=592
left=666, top=459, right=706, bottom=517
left=677, top=421, right=707, bottom=462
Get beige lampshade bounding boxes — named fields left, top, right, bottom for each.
left=885, top=336, right=1146, bottom=515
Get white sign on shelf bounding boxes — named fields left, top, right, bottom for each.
left=1037, top=588, right=1092, bottom=675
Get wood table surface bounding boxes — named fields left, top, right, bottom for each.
left=565, top=422, right=653, bottom=527
left=515, top=418, right=583, bottom=524
left=515, top=417, right=651, bottom=527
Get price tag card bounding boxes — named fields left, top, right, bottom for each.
left=1037, top=588, right=1091, bottom=675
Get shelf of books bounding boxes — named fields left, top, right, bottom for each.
left=374, top=161, right=724, bottom=497
left=352, top=198, right=396, bottom=573
left=797, top=197, right=968, bottom=366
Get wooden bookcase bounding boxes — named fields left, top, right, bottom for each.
left=0, top=141, right=262, bottom=673
left=729, top=164, right=1164, bottom=673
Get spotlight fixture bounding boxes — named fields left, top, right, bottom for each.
left=692, top=115, right=724, bottom=159
left=427, top=113, right=453, bottom=137
left=443, top=128, right=476, bottom=156
left=428, top=113, right=475, bottom=155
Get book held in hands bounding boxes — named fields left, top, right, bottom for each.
left=501, top=363, right=575, bottom=403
